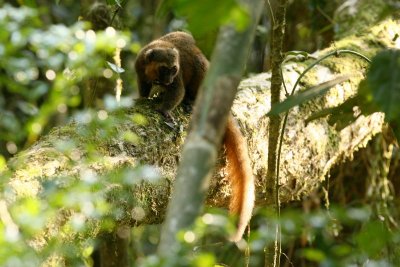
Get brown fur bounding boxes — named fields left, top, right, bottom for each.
left=224, top=116, right=255, bottom=242
left=144, top=62, right=161, bottom=81
left=135, top=32, right=208, bottom=117
left=135, top=31, right=254, bottom=241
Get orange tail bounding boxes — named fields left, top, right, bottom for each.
left=224, top=115, right=255, bottom=242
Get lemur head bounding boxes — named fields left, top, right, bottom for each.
left=144, top=47, right=179, bottom=86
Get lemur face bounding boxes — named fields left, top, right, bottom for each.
left=144, top=48, right=179, bottom=86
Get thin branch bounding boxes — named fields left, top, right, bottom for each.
left=265, top=0, right=288, bottom=266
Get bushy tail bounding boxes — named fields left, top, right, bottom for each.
left=224, top=115, right=255, bottom=242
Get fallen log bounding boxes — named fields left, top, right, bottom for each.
left=3, top=17, right=399, bottom=241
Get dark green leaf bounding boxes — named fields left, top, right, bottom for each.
left=284, top=50, right=317, bottom=62
left=268, top=75, right=350, bottom=116
left=355, top=221, right=391, bottom=257
left=366, top=49, right=400, bottom=121
left=21, top=0, right=37, bottom=8
left=0, top=111, right=21, bottom=133
left=105, top=0, right=116, bottom=5
left=321, top=96, right=361, bottom=130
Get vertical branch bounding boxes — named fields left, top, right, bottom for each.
left=157, top=0, right=264, bottom=257
left=265, top=0, right=288, bottom=266
left=94, top=232, right=130, bottom=267
left=82, top=3, right=114, bottom=108
left=113, top=47, right=123, bottom=103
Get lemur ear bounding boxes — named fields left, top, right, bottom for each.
left=144, top=49, right=154, bottom=62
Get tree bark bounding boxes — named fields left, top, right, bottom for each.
left=157, top=0, right=264, bottom=256
left=4, top=16, right=399, bottom=249
left=266, top=0, right=288, bottom=265
left=94, top=232, right=130, bottom=267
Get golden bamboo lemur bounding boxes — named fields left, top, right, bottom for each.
left=135, top=31, right=254, bottom=242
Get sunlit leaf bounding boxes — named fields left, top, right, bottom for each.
left=0, top=155, right=6, bottom=171
left=131, top=113, right=147, bottom=125
left=193, top=253, right=215, bottom=267
left=121, top=131, right=140, bottom=144
left=301, top=248, right=326, bottom=262
left=107, top=61, right=125, bottom=73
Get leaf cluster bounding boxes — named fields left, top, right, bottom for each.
left=0, top=4, right=130, bottom=160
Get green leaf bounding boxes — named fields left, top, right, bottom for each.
left=109, top=0, right=122, bottom=7
left=21, top=0, right=37, bottom=8
left=163, top=0, right=249, bottom=36
left=301, top=248, right=326, bottom=262
left=107, top=61, right=125, bottom=74
left=16, top=100, right=39, bottom=116
left=355, top=221, right=391, bottom=257
left=193, top=253, right=215, bottom=267
left=366, top=49, right=400, bottom=121
left=284, top=50, right=317, bottom=62
left=319, top=96, right=362, bottom=130
left=0, top=155, right=6, bottom=171
left=105, top=0, right=116, bottom=5
left=268, top=75, right=350, bottom=116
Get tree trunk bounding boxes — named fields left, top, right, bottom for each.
left=157, top=0, right=264, bottom=256
left=266, top=0, right=288, bottom=265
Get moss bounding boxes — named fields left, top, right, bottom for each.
left=334, top=0, right=390, bottom=40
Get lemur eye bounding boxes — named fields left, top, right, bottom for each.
left=159, top=66, right=168, bottom=74
left=170, top=66, right=177, bottom=74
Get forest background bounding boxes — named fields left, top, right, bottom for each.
left=0, top=0, right=400, bottom=266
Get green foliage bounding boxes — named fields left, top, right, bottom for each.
left=106, top=0, right=123, bottom=7
left=1, top=2, right=399, bottom=267
left=251, top=207, right=400, bottom=266
left=136, top=209, right=238, bottom=267
left=129, top=206, right=400, bottom=266
left=359, top=49, right=400, bottom=141
left=0, top=4, right=145, bottom=266
left=0, top=4, right=129, bottom=157
left=0, top=107, right=158, bottom=266
left=312, top=49, right=400, bottom=138
left=365, top=49, right=400, bottom=121
left=158, top=0, right=249, bottom=37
